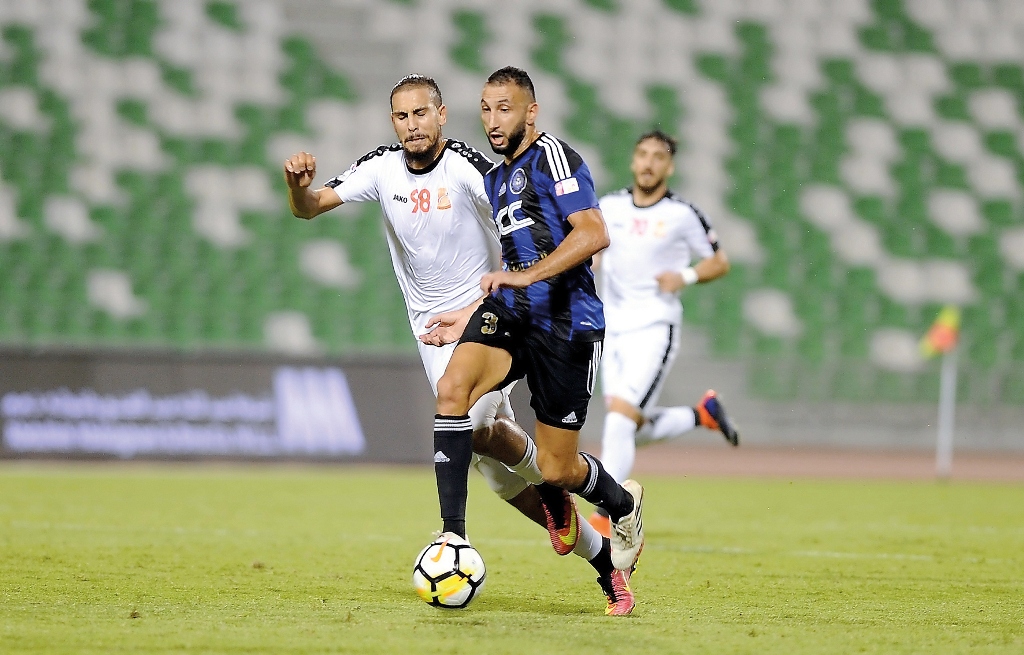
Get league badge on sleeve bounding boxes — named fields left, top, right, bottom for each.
left=554, top=177, right=579, bottom=196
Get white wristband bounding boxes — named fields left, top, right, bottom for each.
left=680, top=267, right=699, bottom=286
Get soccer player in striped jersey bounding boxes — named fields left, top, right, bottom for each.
left=282, top=74, right=613, bottom=605
left=587, top=130, right=739, bottom=537
left=426, top=67, right=642, bottom=614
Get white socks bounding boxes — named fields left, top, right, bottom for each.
left=637, top=406, right=698, bottom=445
left=507, top=436, right=544, bottom=485
left=600, top=411, right=638, bottom=484
left=572, top=511, right=604, bottom=560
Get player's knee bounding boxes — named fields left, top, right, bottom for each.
left=436, top=373, right=472, bottom=414
left=471, top=426, right=493, bottom=457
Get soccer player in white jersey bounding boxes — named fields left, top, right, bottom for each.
left=281, top=75, right=614, bottom=606
left=588, top=130, right=740, bottom=537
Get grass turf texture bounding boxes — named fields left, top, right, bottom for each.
left=1, top=465, right=1022, bottom=654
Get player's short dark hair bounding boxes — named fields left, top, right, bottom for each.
left=636, top=129, right=678, bottom=156
left=390, top=74, right=443, bottom=107
left=486, top=66, right=536, bottom=101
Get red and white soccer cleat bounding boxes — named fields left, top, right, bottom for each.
left=598, top=568, right=635, bottom=616
left=609, top=479, right=644, bottom=571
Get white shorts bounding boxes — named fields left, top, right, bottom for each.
left=417, top=340, right=530, bottom=501
left=601, top=322, right=680, bottom=412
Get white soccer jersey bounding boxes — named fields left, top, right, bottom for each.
left=325, top=140, right=499, bottom=336
left=599, top=188, right=719, bottom=333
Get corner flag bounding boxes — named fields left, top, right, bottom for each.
left=920, top=305, right=961, bottom=358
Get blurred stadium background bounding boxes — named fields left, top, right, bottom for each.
left=0, top=0, right=1022, bottom=462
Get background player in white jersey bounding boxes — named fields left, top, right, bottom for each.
left=281, top=74, right=611, bottom=589
left=588, top=130, right=739, bottom=537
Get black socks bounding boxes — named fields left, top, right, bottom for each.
left=588, top=537, right=615, bottom=578
left=570, top=452, right=634, bottom=522
left=433, top=414, right=474, bottom=538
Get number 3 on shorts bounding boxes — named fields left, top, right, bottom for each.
left=480, top=312, right=498, bottom=335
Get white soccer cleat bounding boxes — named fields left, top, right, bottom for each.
left=609, top=479, right=644, bottom=571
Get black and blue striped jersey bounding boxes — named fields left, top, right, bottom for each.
left=483, top=133, right=604, bottom=341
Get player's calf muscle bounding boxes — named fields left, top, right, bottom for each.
left=537, top=448, right=587, bottom=489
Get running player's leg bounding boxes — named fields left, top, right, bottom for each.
left=523, top=334, right=644, bottom=571
left=641, top=390, right=740, bottom=446
left=591, top=324, right=678, bottom=533
left=602, top=323, right=679, bottom=473
left=433, top=341, right=512, bottom=538
left=472, top=436, right=610, bottom=571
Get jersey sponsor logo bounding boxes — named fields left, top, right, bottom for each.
left=554, top=177, right=579, bottom=196
left=509, top=168, right=528, bottom=194
left=437, top=187, right=451, bottom=210
left=393, top=194, right=409, bottom=203
left=495, top=200, right=535, bottom=235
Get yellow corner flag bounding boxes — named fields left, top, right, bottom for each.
left=920, top=305, right=961, bottom=358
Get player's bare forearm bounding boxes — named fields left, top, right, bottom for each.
left=695, top=248, right=730, bottom=282
left=519, top=207, right=609, bottom=285
left=656, top=249, right=730, bottom=293
left=288, top=187, right=321, bottom=220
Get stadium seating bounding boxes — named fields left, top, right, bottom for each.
left=0, top=0, right=1021, bottom=404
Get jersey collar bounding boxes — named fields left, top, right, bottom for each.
left=500, top=131, right=544, bottom=168
left=629, top=186, right=671, bottom=209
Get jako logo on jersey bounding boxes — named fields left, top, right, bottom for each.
left=393, top=194, right=408, bottom=203
left=554, top=177, right=579, bottom=196
left=509, top=168, right=528, bottom=194
left=495, top=200, right=535, bottom=236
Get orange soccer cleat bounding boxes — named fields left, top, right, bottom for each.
left=696, top=389, right=740, bottom=447
left=588, top=511, right=611, bottom=538
left=540, top=486, right=580, bottom=556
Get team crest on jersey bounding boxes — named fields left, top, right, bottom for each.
left=509, top=168, right=528, bottom=195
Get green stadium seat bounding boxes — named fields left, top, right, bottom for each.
left=0, top=0, right=1021, bottom=402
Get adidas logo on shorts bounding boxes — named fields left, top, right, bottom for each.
left=561, top=411, right=577, bottom=424
left=433, top=451, right=451, bottom=463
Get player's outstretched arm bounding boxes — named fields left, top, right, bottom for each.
left=480, top=207, right=609, bottom=292
left=655, top=248, right=731, bottom=293
left=283, top=151, right=343, bottom=220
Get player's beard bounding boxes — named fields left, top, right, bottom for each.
left=404, top=134, right=443, bottom=167
left=490, top=119, right=527, bottom=156
left=634, top=172, right=667, bottom=196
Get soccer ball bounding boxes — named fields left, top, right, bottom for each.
left=412, top=533, right=486, bottom=609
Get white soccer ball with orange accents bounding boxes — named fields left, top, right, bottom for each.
left=412, top=533, right=486, bottom=609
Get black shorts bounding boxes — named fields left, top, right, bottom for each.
left=461, top=296, right=603, bottom=430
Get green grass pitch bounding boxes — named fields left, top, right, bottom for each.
left=1, top=464, right=1022, bottom=654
